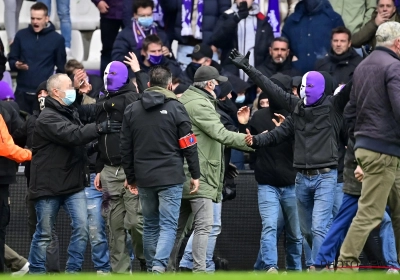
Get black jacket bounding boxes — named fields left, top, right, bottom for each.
left=8, top=22, right=66, bottom=92
left=346, top=47, right=400, bottom=157
left=249, top=108, right=296, bottom=186
left=87, top=74, right=104, bottom=99
left=256, top=55, right=302, bottom=78
left=159, top=0, right=231, bottom=45
left=314, top=48, right=362, bottom=85
left=0, top=37, right=6, bottom=81
left=120, top=86, right=200, bottom=187
left=0, top=101, right=24, bottom=185
left=211, top=10, right=274, bottom=75
left=244, top=66, right=351, bottom=169
left=29, top=97, right=99, bottom=200
left=96, top=82, right=141, bottom=172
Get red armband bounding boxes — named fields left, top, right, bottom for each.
left=179, top=133, right=197, bottom=149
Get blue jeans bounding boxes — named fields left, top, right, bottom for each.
left=28, top=190, right=88, bottom=274
left=254, top=185, right=302, bottom=271
left=37, top=0, right=71, bottom=48
left=138, top=184, right=183, bottom=273
left=315, top=194, right=400, bottom=268
left=295, top=169, right=337, bottom=265
left=85, top=174, right=111, bottom=272
left=179, top=202, right=222, bottom=272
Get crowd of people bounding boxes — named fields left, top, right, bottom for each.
left=0, top=0, right=400, bottom=275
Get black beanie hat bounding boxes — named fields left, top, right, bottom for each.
left=36, top=81, right=48, bottom=96
left=218, top=81, right=233, bottom=99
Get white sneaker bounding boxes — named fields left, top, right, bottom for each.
left=97, top=271, right=111, bottom=276
left=266, top=267, right=278, bottom=274
left=66, top=47, right=74, bottom=60
left=11, top=262, right=29, bottom=276
left=387, top=268, right=399, bottom=274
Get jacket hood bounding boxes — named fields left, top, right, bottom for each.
left=142, top=86, right=176, bottom=110
left=28, top=21, right=56, bottom=34
left=293, top=0, right=331, bottom=18
left=318, top=71, right=337, bottom=95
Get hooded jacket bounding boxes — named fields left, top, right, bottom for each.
left=282, top=0, right=344, bottom=74
left=29, top=97, right=99, bottom=200
left=120, top=86, right=200, bottom=187
left=96, top=82, right=141, bottom=172
left=8, top=22, right=66, bottom=93
left=179, top=86, right=252, bottom=202
left=315, top=48, right=362, bottom=85
left=242, top=64, right=351, bottom=169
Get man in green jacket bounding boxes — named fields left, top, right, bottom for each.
left=168, top=66, right=252, bottom=273
left=352, top=0, right=399, bottom=50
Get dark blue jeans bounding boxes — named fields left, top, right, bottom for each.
left=295, top=169, right=337, bottom=265
left=85, top=174, right=111, bottom=272
left=138, top=184, right=183, bottom=273
left=28, top=190, right=88, bottom=274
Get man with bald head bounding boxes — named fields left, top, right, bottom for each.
left=27, top=73, right=117, bottom=274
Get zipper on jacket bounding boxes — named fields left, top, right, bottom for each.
left=102, top=101, right=113, bottom=165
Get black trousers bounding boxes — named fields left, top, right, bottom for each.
left=0, top=185, right=10, bottom=273
left=14, top=90, right=38, bottom=115
left=100, top=17, right=124, bottom=75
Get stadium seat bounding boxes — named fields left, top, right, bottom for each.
left=70, top=0, right=100, bottom=30
left=0, top=1, right=4, bottom=29
left=56, top=29, right=84, bottom=62
left=82, top=29, right=101, bottom=70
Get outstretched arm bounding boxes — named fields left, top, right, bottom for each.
left=230, top=49, right=300, bottom=112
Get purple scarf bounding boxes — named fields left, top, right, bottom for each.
left=132, top=20, right=157, bottom=49
left=181, top=0, right=204, bottom=39
left=267, top=0, right=281, bottom=37
left=153, top=0, right=164, bottom=27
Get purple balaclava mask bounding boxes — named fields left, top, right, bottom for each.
left=0, top=81, right=15, bottom=100
left=104, top=61, right=128, bottom=93
left=299, top=71, right=325, bottom=106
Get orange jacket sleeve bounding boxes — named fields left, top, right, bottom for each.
left=0, top=114, right=32, bottom=163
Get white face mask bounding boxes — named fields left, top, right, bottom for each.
left=38, top=97, right=46, bottom=111
left=300, top=75, right=307, bottom=104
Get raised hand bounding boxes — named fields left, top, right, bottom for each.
left=237, top=106, right=250, bottom=124
left=124, top=52, right=141, bottom=72
left=229, top=49, right=251, bottom=70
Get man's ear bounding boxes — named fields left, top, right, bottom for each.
left=147, top=82, right=151, bottom=88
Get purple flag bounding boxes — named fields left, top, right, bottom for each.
left=267, top=0, right=281, bottom=37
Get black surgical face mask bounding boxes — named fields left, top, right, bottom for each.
left=218, top=98, right=237, bottom=114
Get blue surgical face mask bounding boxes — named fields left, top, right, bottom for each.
left=148, top=54, right=163, bottom=65
left=235, top=95, right=245, bottom=103
left=61, top=89, right=76, bottom=106
left=138, top=16, right=154, bottom=28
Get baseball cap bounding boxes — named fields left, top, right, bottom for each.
left=194, top=66, right=228, bottom=83
left=187, top=44, right=213, bottom=60
left=376, top=21, right=400, bottom=44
